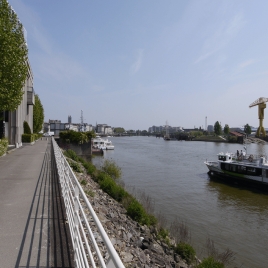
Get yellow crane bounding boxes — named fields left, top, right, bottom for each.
left=249, top=97, right=268, bottom=137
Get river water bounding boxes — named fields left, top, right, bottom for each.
left=92, top=136, right=268, bottom=268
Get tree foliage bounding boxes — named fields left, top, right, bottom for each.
left=214, top=121, right=222, bottom=135
left=59, top=130, right=95, bottom=144
left=23, top=121, right=31, bottom=134
left=244, top=124, right=251, bottom=135
left=0, top=0, right=28, bottom=111
left=113, top=127, right=125, bottom=133
left=33, top=94, right=44, bottom=133
left=223, top=124, right=229, bottom=135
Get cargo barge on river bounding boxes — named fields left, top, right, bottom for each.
left=205, top=152, right=268, bottom=187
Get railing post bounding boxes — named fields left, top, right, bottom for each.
left=74, top=185, right=79, bottom=267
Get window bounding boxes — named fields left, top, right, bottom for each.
left=219, top=155, right=226, bottom=161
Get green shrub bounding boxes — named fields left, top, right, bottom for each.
left=96, top=171, right=109, bottom=182
left=22, top=134, right=35, bottom=143
left=85, top=189, right=95, bottom=197
left=197, top=257, right=225, bottom=268
left=81, top=179, right=87, bottom=185
left=34, top=133, right=43, bottom=140
left=158, top=227, right=169, bottom=239
left=60, top=130, right=95, bottom=144
left=175, top=242, right=196, bottom=265
left=101, top=159, right=122, bottom=180
left=126, top=198, right=147, bottom=223
left=67, top=159, right=82, bottom=173
left=190, top=131, right=203, bottom=137
left=146, top=213, right=157, bottom=226
left=0, top=138, right=8, bottom=156
left=228, top=136, right=237, bottom=143
left=83, top=161, right=97, bottom=176
left=99, top=175, right=127, bottom=202
left=64, top=149, right=80, bottom=162
left=23, top=121, right=31, bottom=134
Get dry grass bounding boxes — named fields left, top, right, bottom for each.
left=169, top=217, right=191, bottom=244
left=206, top=238, right=236, bottom=266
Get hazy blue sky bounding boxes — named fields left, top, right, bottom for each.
left=8, top=0, right=268, bottom=130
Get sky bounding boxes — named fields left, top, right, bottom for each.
left=7, top=0, right=268, bottom=130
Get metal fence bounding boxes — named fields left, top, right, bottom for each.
left=52, top=138, right=125, bottom=268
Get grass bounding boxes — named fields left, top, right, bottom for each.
left=197, top=257, right=225, bottom=268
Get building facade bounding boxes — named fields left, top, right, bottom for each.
left=5, top=60, right=34, bottom=147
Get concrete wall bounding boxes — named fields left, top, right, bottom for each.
left=57, top=139, right=92, bottom=157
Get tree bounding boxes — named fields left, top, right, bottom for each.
left=223, top=124, right=229, bottom=135
left=214, top=121, right=222, bottom=135
left=33, top=95, right=44, bottom=133
left=23, top=121, right=31, bottom=134
left=0, top=0, right=28, bottom=137
left=244, top=124, right=251, bottom=135
left=113, top=127, right=125, bottom=133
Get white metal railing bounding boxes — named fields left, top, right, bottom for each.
left=52, top=138, right=125, bottom=268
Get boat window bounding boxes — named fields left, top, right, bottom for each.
left=221, top=163, right=233, bottom=171
left=219, top=155, right=226, bottom=161
left=247, top=167, right=256, bottom=174
left=255, top=168, right=262, bottom=176
left=231, top=165, right=237, bottom=172
left=237, top=165, right=247, bottom=174
left=265, top=170, right=268, bottom=178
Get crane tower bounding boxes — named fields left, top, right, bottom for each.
left=249, top=97, right=268, bottom=137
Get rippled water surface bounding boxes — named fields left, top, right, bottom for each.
left=92, top=137, right=268, bottom=268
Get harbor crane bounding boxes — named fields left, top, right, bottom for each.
left=249, top=97, right=268, bottom=137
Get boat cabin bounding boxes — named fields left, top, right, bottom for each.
left=217, top=153, right=233, bottom=162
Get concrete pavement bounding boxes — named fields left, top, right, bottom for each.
left=0, top=138, right=74, bottom=268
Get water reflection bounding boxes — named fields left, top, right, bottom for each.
left=255, top=143, right=267, bottom=156
left=206, top=173, right=268, bottom=214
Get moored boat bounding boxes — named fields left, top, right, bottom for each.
left=92, top=137, right=115, bottom=150
left=105, top=140, right=115, bottom=150
left=205, top=151, right=268, bottom=187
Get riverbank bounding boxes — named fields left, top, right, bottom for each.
left=192, top=136, right=227, bottom=142
left=74, top=166, right=198, bottom=267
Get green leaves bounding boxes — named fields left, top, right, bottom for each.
left=244, top=124, right=251, bottom=135
left=33, top=95, right=44, bottom=133
left=223, top=124, right=229, bottom=135
left=0, top=0, right=28, bottom=111
left=23, top=121, right=31, bottom=134
left=214, top=121, right=222, bottom=135
left=60, top=130, right=96, bottom=144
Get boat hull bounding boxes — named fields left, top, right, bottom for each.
left=205, top=163, right=268, bottom=189
left=207, top=171, right=268, bottom=190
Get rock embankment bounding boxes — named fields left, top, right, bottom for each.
left=75, top=172, right=198, bottom=268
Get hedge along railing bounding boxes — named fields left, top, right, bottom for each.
left=0, top=138, right=8, bottom=156
left=22, top=133, right=43, bottom=143
left=52, top=137, right=125, bottom=268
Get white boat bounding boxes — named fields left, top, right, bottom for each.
left=105, top=140, right=115, bottom=150
left=205, top=151, right=268, bottom=187
left=92, top=137, right=115, bottom=150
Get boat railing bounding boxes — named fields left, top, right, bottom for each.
left=52, top=138, right=125, bottom=268
left=234, top=153, right=267, bottom=162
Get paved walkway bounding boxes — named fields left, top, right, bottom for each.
left=0, top=138, right=74, bottom=268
